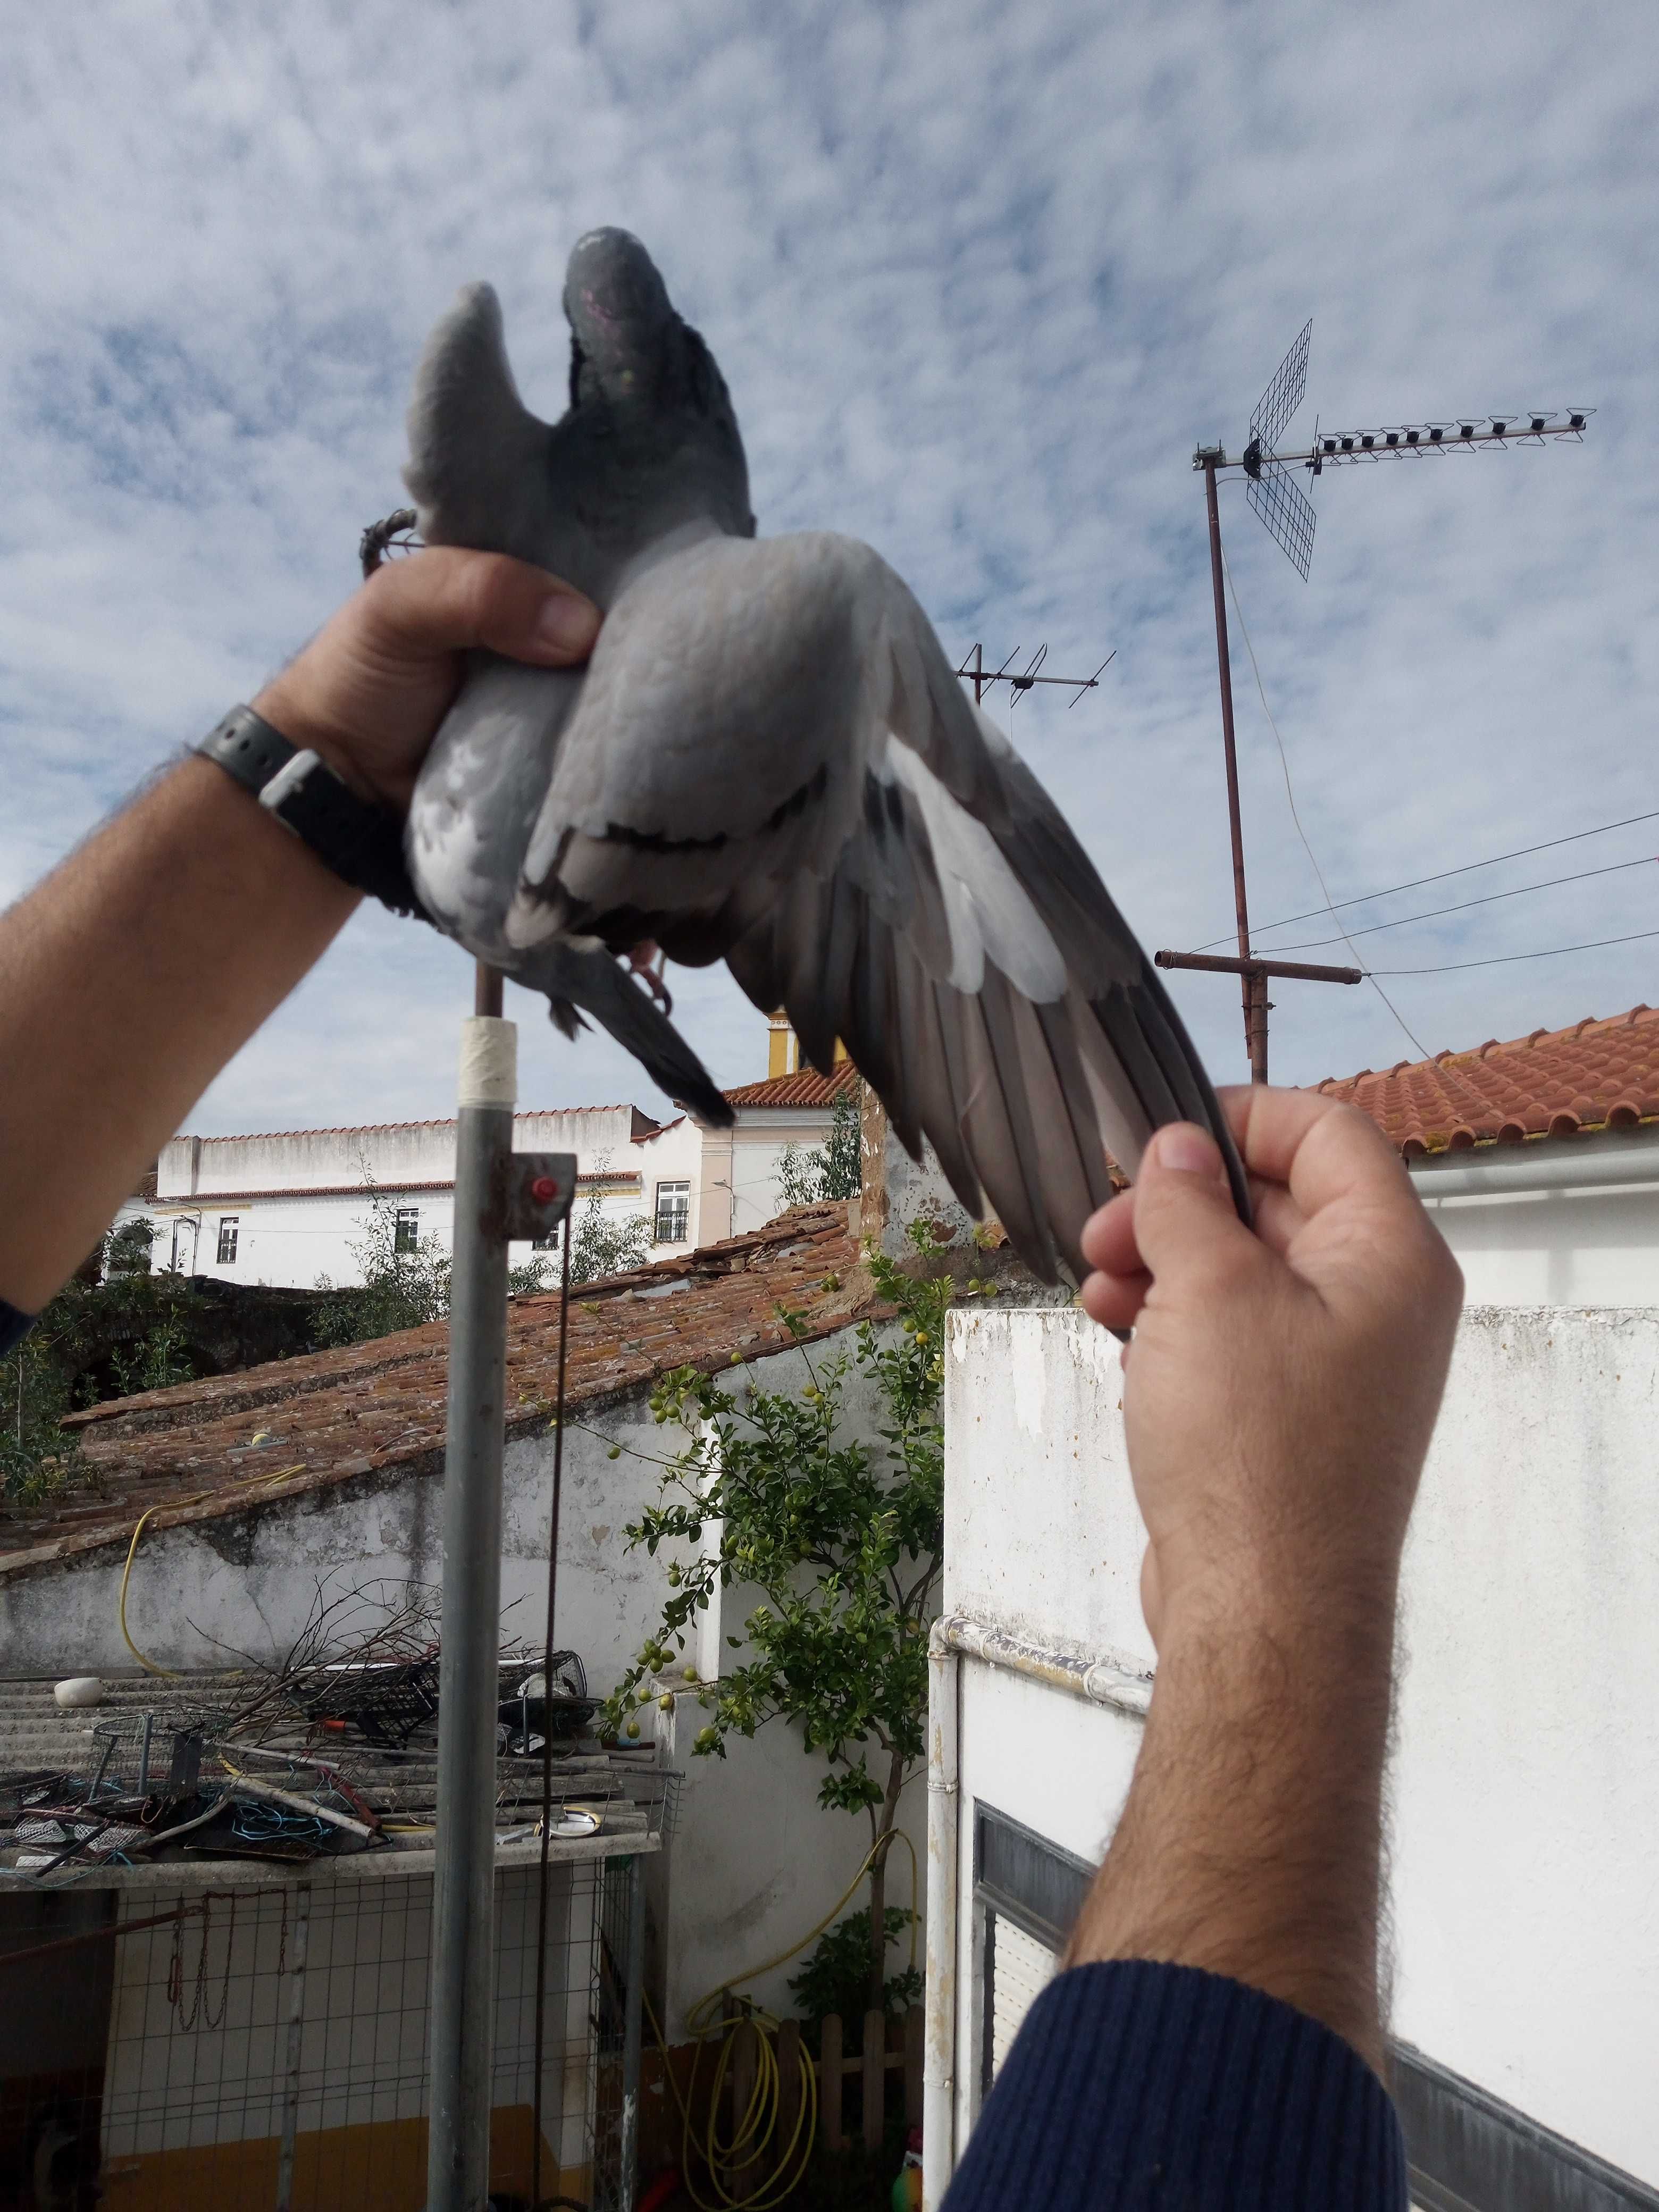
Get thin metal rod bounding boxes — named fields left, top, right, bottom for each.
left=1155, top=950, right=1362, bottom=985
left=1202, top=457, right=1266, bottom=1083
left=475, top=963, right=504, bottom=1019
left=428, top=1034, right=515, bottom=2212
left=274, top=1884, right=313, bottom=2212
left=618, top=1853, right=647, bottom=2208
left=531, top=1209, right=575, bottom=2209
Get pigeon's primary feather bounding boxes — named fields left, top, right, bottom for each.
left=403, top=228, right=1246, bottom=1279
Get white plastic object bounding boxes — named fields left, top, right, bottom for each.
left=54, top=1677, right=104, bottom=1709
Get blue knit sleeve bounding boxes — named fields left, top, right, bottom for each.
left=0, top=1298, right=33, bottom=1355
left=942, top=1961, right=1406, bottom=2211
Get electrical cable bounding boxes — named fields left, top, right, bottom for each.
left=1370, top=926, right=1659, bottom=975
left=1195, top=807, right=1659, bottom=952
left=1255, top=852, right=1659, bottom=954
left=1219, top=546, right=1430, bottom=1059
left=118, top=1465, right=307, bottom=1675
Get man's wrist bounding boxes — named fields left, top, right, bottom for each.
left=250, top=682, right=380, bottom=808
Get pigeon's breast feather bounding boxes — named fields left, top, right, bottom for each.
left=537, top=530, right=879, bottom=854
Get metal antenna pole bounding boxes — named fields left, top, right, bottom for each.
left=1164, top=342, right=1590, bottom=1085
left=428, top=984, right=514, bottom=2212
left=1200, top=453, right=1266, bottom=1082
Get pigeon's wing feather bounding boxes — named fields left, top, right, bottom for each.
left=513, top=532, right=1244, bottom=1279
left=517, top=942, right=734, bottom=1129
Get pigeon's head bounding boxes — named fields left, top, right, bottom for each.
left=559, top=227, right=754, bottom=541
left=563, top=228, right=676, bottom=403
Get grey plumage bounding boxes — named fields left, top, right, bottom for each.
left=404, top=228, right=1246, bottom=1281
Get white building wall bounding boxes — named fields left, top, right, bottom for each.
left=941, top=1302, right=1659, bottom=2190
left=724, top=1109, right=834, bottom=1239
left=144, top=1107, right=699, bottom=1289
left=1414, top=1177, right=1659, bottom=1305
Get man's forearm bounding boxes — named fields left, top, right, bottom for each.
left=0, top=755, right=358, bottom=1309
left=1065, top=1595, right=1397, bottom=2074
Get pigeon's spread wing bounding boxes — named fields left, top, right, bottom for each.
left=510, top=532, right=1245, bottom=1283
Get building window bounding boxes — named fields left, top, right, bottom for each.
left=216, top=1217, right=239, bottom=1266
left=395, top=1205, right=420, bottom=1256
left=654, top=1180, right=690, bottom=1243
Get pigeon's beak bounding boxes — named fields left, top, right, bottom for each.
left=563, top=227, right=675, bottom=400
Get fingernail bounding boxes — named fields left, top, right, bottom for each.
left=1152, top=1124, right=1220, bottom=1176
left=533, top=593, right=599, bottom=658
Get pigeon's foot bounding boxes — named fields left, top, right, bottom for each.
left=627, top=941, right=672, bottom=1014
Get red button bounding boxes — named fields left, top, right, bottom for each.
left=530, top=1176, right=559, bottom=1203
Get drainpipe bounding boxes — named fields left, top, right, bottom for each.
left=923, top=1627, right=960, bottom=2212
left=1409, top=1130, right=1659, bottom=1201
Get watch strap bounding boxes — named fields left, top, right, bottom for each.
left=196, top=706, right=429, bottom=921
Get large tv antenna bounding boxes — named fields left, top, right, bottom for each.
left=957, top=642, right=1115, bottom=709
left=1162, top=322, right=1593, bottom=1081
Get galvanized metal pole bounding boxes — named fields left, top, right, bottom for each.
left=428, top=997, right=516, bottom=2212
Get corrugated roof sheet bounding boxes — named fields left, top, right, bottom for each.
left=0, top=1205, right=874, bottom=1581
left=1317, top=1002, right=1659, bottom=1156
left=723, top=1061, right=861, bottom=1109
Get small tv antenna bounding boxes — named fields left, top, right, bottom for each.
left=1164, top=322, right=1593, bottom=1081
left=956, top=642, right=1116, bottom=708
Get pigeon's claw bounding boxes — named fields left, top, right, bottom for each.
left=628, top=941, right=673, bottom=1015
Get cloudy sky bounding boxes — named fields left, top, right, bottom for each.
left=4, top=1, right=1654, bottom=1134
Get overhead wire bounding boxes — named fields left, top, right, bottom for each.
left=1371, top=926, right=1659, bottom=976
left=1194, top=806, right=1659, bottom=952
left=1261, top=852, right=1659, bottom=954
left=1218, top=544, right=1431, bottom=1060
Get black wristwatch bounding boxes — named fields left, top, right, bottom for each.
left=195, top=705, right=429, bottom=920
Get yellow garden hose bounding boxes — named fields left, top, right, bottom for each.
left=117, top=1464, right=307, bottom=1676
left=645, top=1828, right=919, bottom=2210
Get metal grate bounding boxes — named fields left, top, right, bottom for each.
left=1246, top=457, right=1318, bottom=581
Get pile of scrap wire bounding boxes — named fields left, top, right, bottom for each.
left=0, top=1719, right=381, bottom=1886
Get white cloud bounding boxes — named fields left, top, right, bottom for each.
left=2, top=0, right=1655, bottom=1134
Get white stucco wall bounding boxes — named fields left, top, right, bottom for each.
left=1414, top=1170, right=1659, bottom=1306
left=145, top=1105, right=702, bottom=1288
left=0, top=1331, right=926, bottom=2040
left=941, top=1302, right=1659, bottom=2189
left=697, top=1108, right=833, bottom=1244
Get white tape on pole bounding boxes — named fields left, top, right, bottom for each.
left=457, top=1016, right=518, bottom=1110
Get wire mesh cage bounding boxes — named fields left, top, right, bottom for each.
left=0, top=1854, right=649, bottom=2212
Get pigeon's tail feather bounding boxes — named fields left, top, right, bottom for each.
left=516, top=944, right=734, bottom=1128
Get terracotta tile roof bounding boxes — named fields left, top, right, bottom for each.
left=1318, top=1003, right=1659, bottom=1157
left=0, top=1204, right=876, bottom=1581
left=724, top=1061, right=861, bottom=1109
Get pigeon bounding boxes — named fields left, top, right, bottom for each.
left=403, top=227, right=1247, bottom=1283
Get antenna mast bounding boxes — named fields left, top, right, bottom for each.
left=1164, top=324, right=1592, bottom=1081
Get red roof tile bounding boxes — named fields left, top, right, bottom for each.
left=0, top=1205, right=876, bottom=1581
left=1318, top=1003, right=1659, bottom=1157
left=724, top=1061, right=861, bottom=1109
